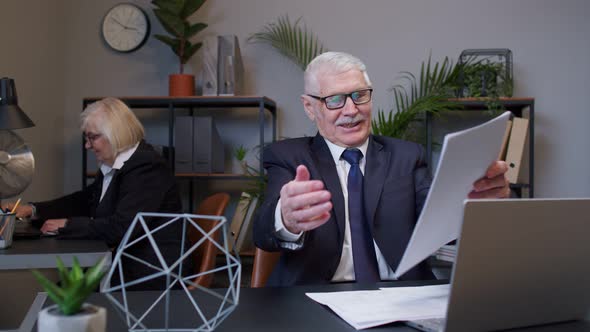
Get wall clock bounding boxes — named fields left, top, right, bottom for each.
left=101, top=3, right=150, bottom=53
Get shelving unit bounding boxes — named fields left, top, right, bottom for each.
left=81, top=96, right=277, bottom=208
left=425, top=97, right=535, bottom=197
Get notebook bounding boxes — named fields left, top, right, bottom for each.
left=407, top=198, right=590, bottom=331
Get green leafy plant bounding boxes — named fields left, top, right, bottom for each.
left=372, top=56, right=465, bottom=142
left=242, top=164, right=267, bottom=208
left=460, top=56, right=513, bottom=112
left=233, top=145, right=248, bottom=162
left=234, top=144, right=250, bottom=175
left=32, top=257, right=107, bottom=315
left=152, top=0, right=208, bottom=74
left=461, top=58, right=513, bottom=98
left=248, top=15, right=327, bottom=70
left=236, top=144, right=268, bottom=207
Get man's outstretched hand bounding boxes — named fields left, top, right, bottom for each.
left=280, top=165, right=333, bottom=234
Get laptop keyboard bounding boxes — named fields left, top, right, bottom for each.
left=407, top=318, right=446, bottom=332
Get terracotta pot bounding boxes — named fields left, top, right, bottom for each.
left=169, top=74, right=195, bottom=96
left=38, top=303, right=106, bottom=332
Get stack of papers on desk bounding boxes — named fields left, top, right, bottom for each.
left=306, top=284, right=449, bottom=330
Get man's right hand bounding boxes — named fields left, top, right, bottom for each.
left=1, top=202, right=33, bottom=218
left=280, top=165, right=332, bottom=234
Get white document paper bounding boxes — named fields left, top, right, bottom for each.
left=306, top=284, right=449, bottom=330
left=395, top=112, right=512, bottom=278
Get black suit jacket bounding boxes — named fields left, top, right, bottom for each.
left=253, top=134, right=435, bottom=286
left=34, top=140, right=185, bottom=290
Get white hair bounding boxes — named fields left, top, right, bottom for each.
left=304, top=52, right=372, bottom=95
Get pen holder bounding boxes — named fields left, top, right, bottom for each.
left=0, top=213, right=16, bottom=248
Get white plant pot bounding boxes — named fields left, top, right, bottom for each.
left=38, top=303, right=106, bottom=332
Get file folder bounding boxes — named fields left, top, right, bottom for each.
left=504, top=117, right=529, bottom=184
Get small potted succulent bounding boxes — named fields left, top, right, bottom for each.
left=152, top=0, right=208, bottom=96
left=33, top=256, right=108, bottom=332
left=233, top=144, right=249, bottom=174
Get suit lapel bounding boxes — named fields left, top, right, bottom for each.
left=310, top=134, right=345, bottom=242
left=364, top=136, right=389, bottom=229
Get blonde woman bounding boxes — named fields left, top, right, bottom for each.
left=4, top=97, right=185, bottom=289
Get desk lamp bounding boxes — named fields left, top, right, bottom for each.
left=0, top=77, right=35, bottom=198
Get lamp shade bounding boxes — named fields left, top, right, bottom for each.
left=0, top=77, right=34, bottom=129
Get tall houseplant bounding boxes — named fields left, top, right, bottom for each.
left=34, top=257, right=108, bottom=332
left=152, top=0, right=208, bottom=96
left=248, top=15, right=327, bottom=70
left=372, top=56, right=464, bottom=143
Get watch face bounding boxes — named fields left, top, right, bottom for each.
left=102, top=3, right=150, bottom=53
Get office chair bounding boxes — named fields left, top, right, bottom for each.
left=250, top=247, right=280, bottom=288
left=188, top=192, right=230, bottom=289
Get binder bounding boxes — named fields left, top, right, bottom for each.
left=505, top=117, right=529, bottom=184
left=174, top=116, right=225, bottom=173
left=228, top=192, right=250, bottom=252
left=193, top=116, right=224, bottom=173
left=217, top=35, right=244, bottom=96
left=199, top=36, right=218, bottom=96
left=174, top=116, right=194, bottom=173
left=234, top=195, right=258, bottom=253
left=498, top=119, right=513, bottom=161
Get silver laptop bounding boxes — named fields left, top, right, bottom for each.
left=407, top=198, right=590, bottom=331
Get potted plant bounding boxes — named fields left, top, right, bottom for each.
left=233, top=144, right=249, bottom=174
left=231, top=144, right=267, bottom=206
left=248, top=14, right=327, bottom=70
left=152, top=0, right=208, bottom=96
left=34, top=256, right=108, bottom=332
left=372, top=55, right=464, bottom=143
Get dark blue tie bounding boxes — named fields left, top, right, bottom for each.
left=341, top=149, right=380, bottom=283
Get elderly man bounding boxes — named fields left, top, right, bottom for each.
left=253, top=52, right=509, bottom=287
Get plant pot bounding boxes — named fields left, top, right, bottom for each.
left=169, top=74, right=195, bottom=96
left=38, top=303, right=106, bottom=332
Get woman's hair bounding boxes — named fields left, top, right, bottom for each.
left=80, top=97, right=144, bottom=154
left=304, top=51, right=372, bottom=95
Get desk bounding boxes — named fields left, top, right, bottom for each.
left=0, top=238, right=111, bottom=330
left=27, top=280, right=590, bottom=332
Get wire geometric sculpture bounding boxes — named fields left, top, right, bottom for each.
left=101, top=213, right=241, bottom=332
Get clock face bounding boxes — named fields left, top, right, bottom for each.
left=102, top=3, right=150, bottom=53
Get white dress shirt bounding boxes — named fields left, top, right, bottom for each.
left=273, top=137, right=396, bottom=282
left=98, top=143, right=139, bottom=202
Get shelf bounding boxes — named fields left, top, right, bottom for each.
left=82, top=95, right=277, bottom=212
left=86, top=172, right=261, bottom=180
left=444, top=97, right=534, bottom=115
left=83, top=96, right=277, bottom=115
left=426, top=97, right=535, bottom=197
left=82, top=95, right=277, bottom=187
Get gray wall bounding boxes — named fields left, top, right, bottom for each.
left=2, top=0, right=590, bottom=201
left=0, top=0, right=66, bottom=201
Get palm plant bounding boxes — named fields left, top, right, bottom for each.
left=152, top=0, right=208, bottom=74
left=372, top=56, right=465, bottom=142
left=248, top=15, right=327, bottom=70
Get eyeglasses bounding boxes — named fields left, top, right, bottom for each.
left=84, top=133, right=102, bottom=144
left=307, top=88, right=373, bottom=110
